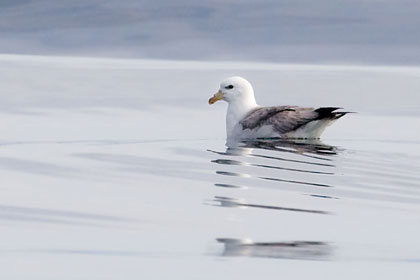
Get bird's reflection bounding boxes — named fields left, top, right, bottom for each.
left=226, top=138, right=338, bottom=158
left=209, top=138, right=337, bottom=167
left=209, top=139, right=338, bottom=260
left=217, top=238, right=332, bottom=260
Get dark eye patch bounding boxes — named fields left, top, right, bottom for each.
left=225, top=85, right=234, bottom=89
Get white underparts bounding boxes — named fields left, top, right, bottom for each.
left=226, top=102, right=258, bottom=139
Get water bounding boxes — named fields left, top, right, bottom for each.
left=0, top=55, right=420, bottom=279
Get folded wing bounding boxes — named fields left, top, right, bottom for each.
left=240, top=106, right=347, bottom=135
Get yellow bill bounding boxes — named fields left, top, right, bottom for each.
left=208, top=90, right=224, bottom=104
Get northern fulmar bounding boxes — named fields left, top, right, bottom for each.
left=209, top=76, right=348, bottom=140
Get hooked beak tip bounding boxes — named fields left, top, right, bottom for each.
left=208, top=91, right=223, bottom=105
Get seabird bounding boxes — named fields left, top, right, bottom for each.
left=209, top=76, right=348, bottom=140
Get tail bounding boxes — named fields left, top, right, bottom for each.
left=290, top=107, right=353, bottom=138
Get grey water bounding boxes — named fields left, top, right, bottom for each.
left=0, top=55, right=420, bottom=279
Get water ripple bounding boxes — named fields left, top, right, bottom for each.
left=211, top=196, right=329, bottom=214
left=212, top=159, right=334, bottom=175
left=217, top=238, right=332, bottom=260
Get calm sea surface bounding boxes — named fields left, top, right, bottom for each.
left=0, top=55, right=420, bottom=279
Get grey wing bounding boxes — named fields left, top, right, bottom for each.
left=240, top=106, right=344, bottom=134
left=239, top=106, right=295, bottom=129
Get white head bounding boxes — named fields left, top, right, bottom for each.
left=208, top=76, right=257, bottom=106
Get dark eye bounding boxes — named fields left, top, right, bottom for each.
left=225, top=85, right=234, bottom=89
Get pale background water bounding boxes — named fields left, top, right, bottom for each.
left=1, top=0, right=420, bottom=64
left=0, top=55, right=419, bottom=279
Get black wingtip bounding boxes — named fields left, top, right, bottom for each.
left=315, top=107, right=353, bottom=120
left=314, top=107, right=341, bottom=118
